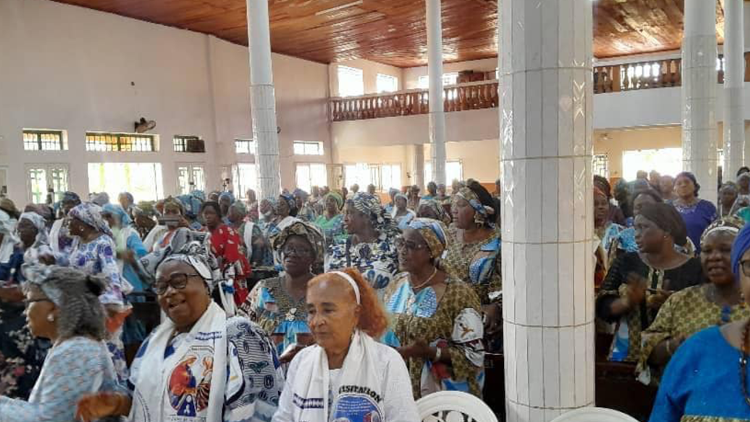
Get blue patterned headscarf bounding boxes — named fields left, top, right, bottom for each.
left=69, top=203, right=113, bottom=238
left=177, top=194, right=202, bottom=219
left=280, top=193, right=297, bottom=212
left=454, top=186, right=495, bottom=228
left=62, top=191, right=82, bottom=205
left=347, top=192, right=392, bottom=231
left=731, top=223, right=750, bottom=282
left=102, top=203, right=132, bottom=227
left=407, top=218, right=448, bottom=259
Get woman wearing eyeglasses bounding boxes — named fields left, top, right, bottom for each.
left=648, top=222, right=750, bottom=421
left=0, top=266, right=119, bottom=421
left=637, top=217, right=750, bottom=385
left=76, top=242, right=283, bottom=422
left=242, top=221, right=325, bottom=361
left=383, top=218, right=485, bottom=399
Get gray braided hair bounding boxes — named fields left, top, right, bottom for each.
left=24, top=266, right=108, bottom=341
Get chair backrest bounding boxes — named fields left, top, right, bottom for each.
left=550, top=407, right=640, bottom=422
left=416, top=391, right=498, bottom=422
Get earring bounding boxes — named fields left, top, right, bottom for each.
left=47, top=314, right=55, bottom=322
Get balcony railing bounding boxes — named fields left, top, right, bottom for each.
left=331, top=80, right=498, bottom=122
left=594, top=52, right=750, bottom=94
left=331, top=52, right=750, bottom=122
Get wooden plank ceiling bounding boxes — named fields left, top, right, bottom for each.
left=50, top=0, right=738, bottom=68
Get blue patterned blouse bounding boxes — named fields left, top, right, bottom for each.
left=0, top=337, right=120, bottom=422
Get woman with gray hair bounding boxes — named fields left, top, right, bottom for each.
left=0, top=265, right=120, bottom=421
left=76, top=242, right=283, bottom=422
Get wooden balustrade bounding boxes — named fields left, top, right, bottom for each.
left=331, top=80, right=498, bottom=122
left=331, top=53, right=750, bottom=121
left=593, top=52, right=750, bottom=94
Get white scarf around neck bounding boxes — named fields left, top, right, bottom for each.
left=289, top=330, right=385, bottom=422
left=129, top=301, right=228, bottom=422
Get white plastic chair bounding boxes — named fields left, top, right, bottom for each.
left=416, top=391, right=498, bottom=422
left=550, top=407, right=639, bottom=422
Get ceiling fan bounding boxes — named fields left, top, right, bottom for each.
left=134, top=117, right=156, bottom=133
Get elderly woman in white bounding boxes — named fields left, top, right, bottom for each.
left=76, top=242, right=284, bottom=422
left=273, top=268, right=420, bottom=422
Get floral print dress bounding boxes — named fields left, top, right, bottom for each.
left=0, top=248, right=47, bottom=400
left=63, top=235, right=130, bottom=384
left=382, top=274, right=485, bottom=399
left=325, top=231, right=399, bottom=292
left=442, top=226, right=502, bottom=305
left=241, top=277, right=311, bottom=357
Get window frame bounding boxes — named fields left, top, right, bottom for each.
left=233, top=163, right=258, bottom=199
left=337, top=65, right=365, bottom=97
left=85, top=132, right=157, bottom=152
left=23, top=129, right=67, bottom=151
left=293, top=141, right=324, bottom=156
left=235, top=138, right=256, bottom=155
left=424, top=160, right=464, bottom=185
left=295, top=162, right=327, bottom=193
left=173, top=135, right=204, bottom=153
left=376, top=73, right=399, bottom=93
left=25, top=163, right=69, bottom=204
left=176, top=163, right=206, bottom=194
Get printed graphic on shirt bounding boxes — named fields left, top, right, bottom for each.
left=332, top=392, right=383, bottom=422
left=167, top=345, right=215, bottom=417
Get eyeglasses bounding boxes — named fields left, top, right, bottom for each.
left=740, top=260, right=750, bottom=278
left=154, top=272, right=200, bottom=295
left=282, top=247, right=313, bottom=257
left=395, top=237, right=427, bottom=252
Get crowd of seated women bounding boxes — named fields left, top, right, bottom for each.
left=0, top=179, right=502, bottom=421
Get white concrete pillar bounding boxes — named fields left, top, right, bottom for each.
left=682, top=0, right=718, bottom=202
left=499, top=1, right=594, bottom=421
left=413, top=144, right=425, bottom=189
left=426, top=0, right=446, bottom=185
left=724, top=0, right=745, bottom=177
left=246, top=0, right=281, bottom=201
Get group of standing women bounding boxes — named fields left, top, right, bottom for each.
left=592, top=168, right=750, bottom=421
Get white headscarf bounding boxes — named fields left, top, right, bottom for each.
left=0, top=209, right=18, bottom=263
left=17, top=212, right=53, bottom=265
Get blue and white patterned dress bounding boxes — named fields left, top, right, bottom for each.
left=129, top=316, right=284, bottom=421
left=325, top=231, right=399, bottom=292
left=61, top=235, right=131, bottom=384
left=0, top=337, right=120, bottom=422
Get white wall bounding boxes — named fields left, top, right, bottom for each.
left=0, top=0, right=331, bottom=203
left=332, top=108, right=498, bottom=148
left=329, top=58, right=404, bottom=97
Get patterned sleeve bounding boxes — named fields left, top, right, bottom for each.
left=241, top=282, right=264, bottom=321
left=596, top=252, right=642, bottom=322
left=222, top=228, right=250, bottom=278
left=97, top=238, right=129, bottom=305
left=0, top=340, right=113, bottom=422
left=637, top=289, right=679, bottom=380
left=447, top=284, right=485, bottom=381
left=224, top=317, right=284, bottom=422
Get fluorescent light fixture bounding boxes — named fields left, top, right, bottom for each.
left=315, top=1, right=363, bottom=16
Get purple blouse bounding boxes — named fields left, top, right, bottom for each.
left=673, top=199, right=717, bottom=253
